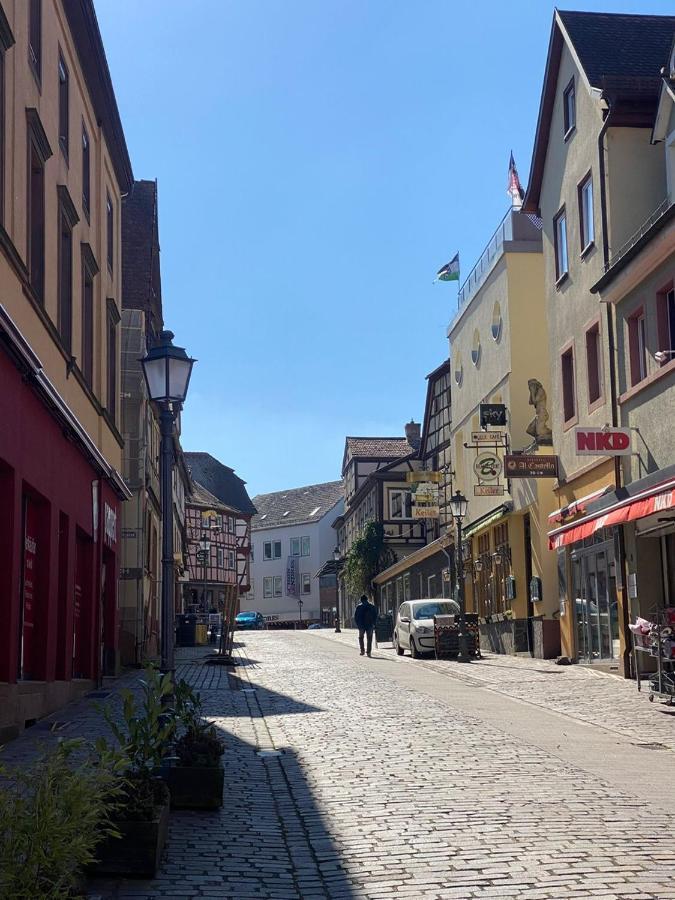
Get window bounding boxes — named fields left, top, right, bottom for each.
left=27, top=124, right=47, bottom=301
left=106, top=192, right=114, bottom=270
left=389, top=489, right=412, bottom=519
left=263, top=577, right=273, bottom=599
left=578, top=174, right=594, bottom=251
left=58, top=53, right=68, bottom=157
left=215, top=514, right=223, bottom=529
left=263, top=540, right=281, bottom=560
left=81, top=246, right=97, bottom=385
left=217, top=548, right=224, bottom=567
left=657, top=287, right=675, bottom=360
left=301, top=535, right=310, bottom=557
left=106, top=300, right=119, bottom=423
left=29, top=0, right=41, bottom=83
left=57, top=205, right=73, bottom=351
left=229, top=550, right=236, bottom=570
left=561, top=347, right=576, bottom=423
left=563, top=78, right=575, bottom=136
left=301, top=574, right=311, bottom=594
left=273, top=575, right=282, bottom=597
left=228, top=516, right=235, bottom=533
left=471, top=329, right=481, bottom=366
left=553, top=208, right=568, bottom=282
left=585, top=323, right=602, bottom=407
left=201, top=512, right=211, bottom=529
left=628, top=311, right=647, bottom=386
left=82, top=126, right=90, bottom=217
left=291, top=536, right=310, bottom=557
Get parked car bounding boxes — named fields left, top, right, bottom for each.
left=394, top=599, right=460, bottom=658
left=235, top=611, right=265, bottom=630
left=307, top=623, right=323, bottom=630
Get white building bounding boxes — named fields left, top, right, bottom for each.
left=245, top=481, right=344, bottom=623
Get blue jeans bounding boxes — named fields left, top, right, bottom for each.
left=359, top=626, right=374, bottom=654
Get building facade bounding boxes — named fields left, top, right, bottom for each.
left=523, top=10, right=675, bottom=670
left=0, top=0, right=132, bottom=739
left=248, top=481, right=344, bottom=624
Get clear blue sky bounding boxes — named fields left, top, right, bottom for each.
left=95, top=0, right=674, bottom=496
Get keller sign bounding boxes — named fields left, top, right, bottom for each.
left=575, top=427, right=632, bottom=456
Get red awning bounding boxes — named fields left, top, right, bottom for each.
left=547, top=487, right=609, bottom=525
left=548, top=478, right=675, bottom=549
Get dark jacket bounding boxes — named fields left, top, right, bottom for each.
left=354, top=600, right=377, bottom=629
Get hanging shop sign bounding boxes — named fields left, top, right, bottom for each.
left=286, top=556, right=299, bottom=597
left=104, top=502, right=117, bottom=547
left=471, top=431, right=506, bottom=444
left=480, top=403, right=507, bottom=428
left=411, top=481, right=440, bottom=519
left=505, top=454, right=558, bottom=478
left=406, top=470, right=443, bottom=483
left=575, top=427, right=632, bottom=456
left=473, top=452, right=502, bottom=483
left=474, top=485, right=506, bottom=497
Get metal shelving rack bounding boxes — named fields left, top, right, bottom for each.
left=633, top=608, right=675, bottom=705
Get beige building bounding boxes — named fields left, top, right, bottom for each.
left=523, top=10, right=675, bottom=670
left=448, top=207, right=560, bottom=657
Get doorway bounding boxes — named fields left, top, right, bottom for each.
left=571, top=539, right=619, bottom=663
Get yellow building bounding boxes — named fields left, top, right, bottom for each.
left=448, top=206, right=560, bottom=657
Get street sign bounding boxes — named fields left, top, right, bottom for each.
left=473, top=452, right=502, bottom=482
left=575, top=427, right=632, bottom=456
left=504, top=454, right=558, bottom=478
left=471, top=431, right=505, bottom=444
left=196, top=549, right=209, bottom=564
left=480, top=403, right=507, bottom=428
left=474, top=485, right=505, bottom=496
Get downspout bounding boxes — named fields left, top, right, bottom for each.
left=598, top=95, right=631, bottom=677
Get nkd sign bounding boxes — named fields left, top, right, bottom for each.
left=575, top=427, right=632, bottom=456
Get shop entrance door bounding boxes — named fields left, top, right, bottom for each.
left=572, top=541, right=619, bottom=663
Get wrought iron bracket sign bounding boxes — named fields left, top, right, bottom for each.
left=504, top=454, right=558, bottom=478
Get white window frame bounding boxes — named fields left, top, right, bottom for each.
left=554, top=209, right=568, bottom=281
left=637, top=313, right=647, bottom=382
left=263, top=540, right=281, bottom=560
left=579, top=175, right=594, bottom=251
left=263, top=576, right=273, bottom=599
left=228, top=550, right=236, bottom=570
left=389, top=488, right=412, bottom=520
left=228, top=516, right=235, bottom=533
left=217, top=547, right=224, bottom=567
left=273, top=575, right=282, bottom=597
left=290, top=537, right=300, bottom=557
left=301, top=536, right=310, bottom=557
left=563, top=78, right=575, bottom=137
left=301, top=573, right=311, bottom=595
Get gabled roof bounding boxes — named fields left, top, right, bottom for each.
left=342, top=434, right=420, bottom=475
left=251, top=480, right=344, bottom=531
left=523, top=10, right=675, bottom=215
left=184, top=452, right=256, bottom=516
left=189, top=479, right=237, bottom=513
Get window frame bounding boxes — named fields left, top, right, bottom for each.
left=584, top=319, right=603, bottom=411
left=263, top=576, right=273, bottom=599
left=27, top=111, right=52, bottom=303
left=560, top=342, right=577, bottom=428
left=56, top=186, right=79, bottom=353
left=216, top=547, right=224, bottom=568
left=290, top=537, right=301, bottom=557
left=58, top=50, right=69, bottom=160
left=553, top=206, right=569, bottom=284
left=301, top=535, right=310, bottom=557
left=80, top=243, right=98, bottom=386
left=228, top=549, right=236, bottom=570
left=273, top=575, right=282, bottom=597
left=628, top=308, right=648, bottom=387
left=28, top=0, right=41, bottom=86
left=563, top=77, right=576, bottom=138
left=82, top=124, right=90, bottom=220
left=657, top=285, right=675, bottom=363
left=106, top=299, right=120, bottom=424
left=578, top=172, right=594, bottom=254
left=389, top=488, right=412, bottom=520
left=301, top=573, right=311, bottom=595
left=106, top=191, right=114, bottom=272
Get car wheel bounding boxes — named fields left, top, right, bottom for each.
left=395, top=633, right=404, bottom=656
left=410, top=638, right=420, bottom=659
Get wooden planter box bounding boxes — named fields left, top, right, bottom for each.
left=165, top=765, right=224, bottom=810
left=90, top=802, right=169, bottom=878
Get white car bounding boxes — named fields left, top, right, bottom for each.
left=394, top=599, right=460, bottom=658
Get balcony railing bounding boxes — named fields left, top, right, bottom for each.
left=456, top=209, right=514, bottom=312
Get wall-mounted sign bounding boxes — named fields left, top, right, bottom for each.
left=504, top=454, right=559, bottom=478
left=406, top=470, right=443, bottom=484
left=474, top=485, right=505, bottom=497
left=471, top=431, right=505, bottom=444
left=286, top=556, right=299, bottom=597
left=473, top=452, right=502, bottom=483
left=104, top=503, right=117, bottom=547
left=575, top=427, right=632, bottom=456
left=411, top=481, right=440, bottom=519
left=480, top=403, right=507, bottom=428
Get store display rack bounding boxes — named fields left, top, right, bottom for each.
left=631, top=607, right=675, bottom=704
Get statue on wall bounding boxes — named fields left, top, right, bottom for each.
left=526, top=379, right=553, bottom=445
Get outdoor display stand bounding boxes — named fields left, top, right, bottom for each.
left=631, top=607, right=675, bottom=704
left=433, top=614, right=481, bottom=659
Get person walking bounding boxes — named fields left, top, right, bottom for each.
left=354, top=594, right=378, bottom=657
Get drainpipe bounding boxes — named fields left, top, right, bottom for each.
left=598, top=96, right=631, bottom=677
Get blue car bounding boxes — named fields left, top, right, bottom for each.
left=235, top=610, right=265, bottom=630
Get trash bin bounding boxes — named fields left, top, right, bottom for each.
left=176, top=614, right=197, bottom=647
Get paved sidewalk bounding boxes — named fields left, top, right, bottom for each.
left=313, top=627, right=675, bottom=751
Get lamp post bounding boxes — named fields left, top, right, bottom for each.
left=198, top=532, right=211, bottom=611
left=333, top=547, right=341, bottom=632
left=140, top=330, right=195, bottom=675
left=298, top=598, right=304, bottom=625
left=449, top=490, right=471, bottom=663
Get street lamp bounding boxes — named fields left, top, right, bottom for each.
left=298, top=598, right=304, bottom=624
left=198, top=533, right=211, bottom=611
left=141, top=330, right=196, bottom=675
left=449, top=490, right=471, bottom=663
left=333, top=547, right=341, bottom=632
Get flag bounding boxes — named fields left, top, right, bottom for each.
left=435, top=253, right=460, bottom=282
left=507, top=151, right=524, bottom=206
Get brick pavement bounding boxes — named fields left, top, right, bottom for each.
left=3, top=636, right=675, bottom=899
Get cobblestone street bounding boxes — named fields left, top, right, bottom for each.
left=72, top=631, right=675, bottom=899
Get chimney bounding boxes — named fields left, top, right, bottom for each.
left=405, top=420, right=421, bottom=445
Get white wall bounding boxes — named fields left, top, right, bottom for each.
left=245, top=498, right=343, bottom=621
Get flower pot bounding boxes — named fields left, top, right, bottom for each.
left=165, top=765, right=224, bottom=810
left=90, top=802, right=170, bottom=878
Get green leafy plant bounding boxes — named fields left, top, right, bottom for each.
left=172, top=678, right=225, bottom=768
left=344, top=521, right=396, bottom=597
left=0, top=739, right=123, bottom=900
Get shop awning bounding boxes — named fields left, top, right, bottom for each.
left=547, top=487, right=610, bottom=525
left=548, top=477, right=675, bottom=549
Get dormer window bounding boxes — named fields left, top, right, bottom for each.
left=563, top=78, right=576, bottom=138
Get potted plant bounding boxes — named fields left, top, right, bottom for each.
left=91, top=667, right=174, bottom=878
left=163, top=681, right=225, bottom=810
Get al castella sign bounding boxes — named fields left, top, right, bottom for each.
left=575, top=427, right=632, bottom=456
